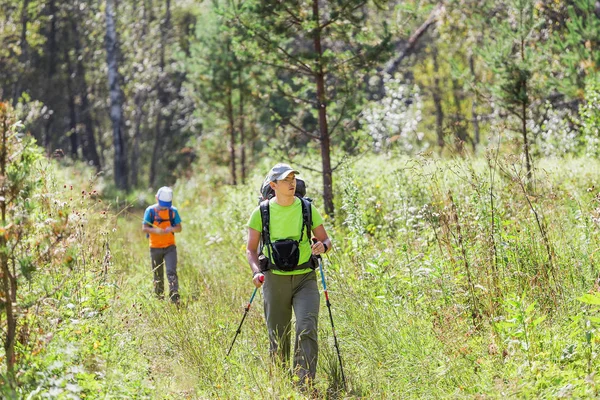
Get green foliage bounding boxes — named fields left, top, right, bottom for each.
left=230, top=0, right=393, bottom=151
left=11, top=281, right=151, bottom=398
left=551, top=0, right=600, bottom=96
left=8, top=0, right=600, bottom=395
left=482, top=0, right=546, bottom=111
left=495, top=294, right=546, bottom=363
left=184, top=0, right=267, bottom=183
left=359, top=79, right=424, bottom=152
left=83, top=154, right=600, bottom=397
left=8, top=152, right=600, bottom=397
left=580, top=76, right=600, bottom=156
left=0, top=103, right=151, bottom=397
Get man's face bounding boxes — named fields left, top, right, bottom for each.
left=273, top=173, right=296, bottom=193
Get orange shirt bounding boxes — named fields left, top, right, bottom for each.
left=143, top=206, right=181, bottom=248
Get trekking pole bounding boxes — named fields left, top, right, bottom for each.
left=315, top=246, right=347, bottom=390
left=226, top=275, right=264, bottom=357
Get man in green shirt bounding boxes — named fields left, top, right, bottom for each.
left=246, top=163, right=332, bottom=386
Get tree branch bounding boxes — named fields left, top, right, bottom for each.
left=320, top=2, right=367, bottom=31
left=383, top=3, right=442, bottom=76
left=235, top=15, right=315, bottom=75
left=275, top=84, right=317, bottom=107
left=327, top=97, right=349, bottom=137
left=278, top=1, right=304, bottom=26
left=288, top=120, right=320, bottom=140
left=262, top=103, right=320, bottom=140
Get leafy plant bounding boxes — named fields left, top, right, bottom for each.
left=495, top=293, right=546, bottom=366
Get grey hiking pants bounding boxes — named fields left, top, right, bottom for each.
left=262, top=269, right=320, bottom=382
left=150, top=245, right=178, bottom=299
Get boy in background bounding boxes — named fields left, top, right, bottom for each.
left=142, top=186, right=183, bottom=303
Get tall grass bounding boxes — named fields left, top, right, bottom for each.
left=104, top=155, right=600, bottom=398
left=12, top=153, right=600, bottom=398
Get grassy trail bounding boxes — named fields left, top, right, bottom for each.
left=103, top=156, right=600, bottom=399
left=112, top=212, right=318, bottom=398
left=10, top=157, right=600, bottom=398
left=111, top=207, right=475, bottom=399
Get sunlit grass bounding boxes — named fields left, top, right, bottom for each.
left=105, top=154, right=600, bottom=398
left=10, top=154, right=600, bottom=398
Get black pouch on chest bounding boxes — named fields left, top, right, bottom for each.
left=271, top=239, right=300, bottom=271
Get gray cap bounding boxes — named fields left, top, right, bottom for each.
left=266, top=163, right=300, bottom=182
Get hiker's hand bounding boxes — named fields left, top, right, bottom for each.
left=164, top=227, right=173, bottom=234
left=311, top=240, right=326, bottom=256
left=253, top=273, right=264, bottom=288
left=153, top=227, right=167, bottom=235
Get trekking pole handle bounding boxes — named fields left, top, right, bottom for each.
left=311, top=237, right=324, bottom=260
left=248, top=275, right=264, bottom=304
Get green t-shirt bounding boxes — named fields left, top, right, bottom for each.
left=248, top=197, right=324, bottom=275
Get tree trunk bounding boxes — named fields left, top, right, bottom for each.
left=312, top=0, right=334, bottom=216
left=159, top=0, right=171, bottom=70
left=130, top=92, right=144, bottom=187
left=43, top=118, right=53, bottom=155
left=13, top=0, right=30, bottom=105
left=238, top=70, right=246, bottom=185
left=149, top=113, right=161, bottom=187
left=226, top=79, right=237, bottom=186
left=521, top=93, right=532, bottom=183
left=451, top=78, right=468, bottom=154
left=47, top=0, right=57, bottom=78
left=95, top=118, right=107, bottom=167
left=149, top=0, right=171, bottom=187
left=64, top=45, right=79, bottom=158
left=105, top=0, right=129, bottom=190
left=432, top=50, right=445, bottom=149
left=0, top=110, right=16, bottom=380
left=520, top=39, right=532, bottom=184
left=383, top=4, right=442, bottom=77
left=72, top=17, right=101, bottom=169
left=42, top=0, right=59, bottom=154
left=469, top=55, right=480, bottom=150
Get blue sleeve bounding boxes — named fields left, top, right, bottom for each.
left=143, top=208, right=153, bottom=226
left=173, top=208, right=182, bottom=225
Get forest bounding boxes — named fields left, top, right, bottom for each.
left=1, top=0, right=600, bottom=398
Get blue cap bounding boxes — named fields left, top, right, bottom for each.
left=156, top=187, right=173, bottom=208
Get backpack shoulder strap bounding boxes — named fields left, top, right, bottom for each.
left=259, top=199, right=272, bottom=260
left=299, top=198, right=311, bottom=242
left=169, top=208, right=175, bottom=226
left=148, top=207, right=157, bottom=225
left=259, top=200, right=270, bottom=244
left=150, top=206, right=174, bottom=226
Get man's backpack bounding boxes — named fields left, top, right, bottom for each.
left=146, top=206, right=176, bottom=237
left=258, top=178, right=313, bottom=271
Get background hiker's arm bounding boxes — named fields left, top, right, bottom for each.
left=311, top=224, right=331, bottom=255
left=165, top=223, right=182, bottom=233
left=142, top=225, right=150, bottom=233
left=142, top=224, right=164, bottom=235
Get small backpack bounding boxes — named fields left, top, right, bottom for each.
left=146, top=206, right=176, bottom=237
